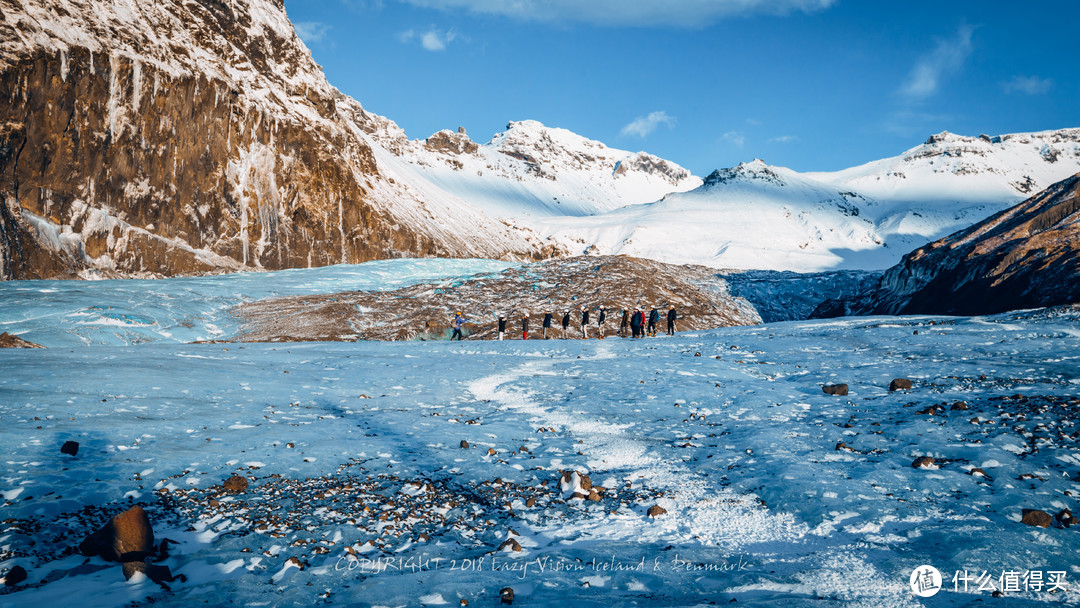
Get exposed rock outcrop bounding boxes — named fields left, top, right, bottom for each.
left=0, top=0, right=547, bottom=280
left=231, top=255, right=762, bottom=342
left=815, top=173, right=1080, bottom=316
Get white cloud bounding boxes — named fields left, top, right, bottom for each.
left=395, top=0, right=835, bottom=27
left=723, top=131, right=746, bottom=148
left=899, top=24, right=975, bottom=101
left=1003, top=75, right=1053, bottom=95
left=399, top=27, right=459, bottom=51
left=768, top=135, right=798, bottom=143
left=294, top=21, right=331, bottom=44
left=620, top=111, right=676, bottom=138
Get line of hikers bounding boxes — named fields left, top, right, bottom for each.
left=450, top=305, right=679, bottom=341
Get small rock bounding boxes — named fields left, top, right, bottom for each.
left=570, top=492, right=588, bottom=500
left=950, top=401, right=969, bottom=411
left=694, top=352, right=701, bottom=357
left=578, top=473, right=592, bottom=491
left=586, top=490, right=601, bottom=502
left=61, top=440, right=79, bottom=456
left=647, top=505, right=667, bottom=518
left=487, top=448, right=496, bottom=456
left=208, top=498, right=220, bottom=508
left=460, top=600, right=469, bottom=607
left=460, top=440, right=469, bottom=449
left=498, top=538, right=522, bottom=552
left=286, top=442, right=295, bottom=448
left=835, top=442, right=855, bottom=453
left=1021, top=509, right=1053, bottom=528
left=822, top=383, right=849, bottom=396
left=525, top=497, right=536, bottom=508
left=4, top=565, right=27, bottom=587
left=1056, top=509, right=1078, bottom=528
left=967, top=468, right=989, bottom=478
left=889, top=378, right=913, bottom=391
left=500, top=587, right=515, bottom=605
left=911, top=456, right=935, bottom=469
left=224, top=475, right=249, bottom=493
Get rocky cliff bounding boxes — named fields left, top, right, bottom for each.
left=0, top=0, right=549, bottom=279
left=814, top=173, right=1080, bottom=316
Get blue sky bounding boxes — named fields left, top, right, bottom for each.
left=283, top=0, right=1078, bottom=175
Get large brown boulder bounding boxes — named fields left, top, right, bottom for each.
left=79, top=505, right=154, bottom=562
left=1021, top=509, right=1053, bottom=528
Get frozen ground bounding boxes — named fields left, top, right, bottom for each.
left=1, top=261, right=1079, bottom=607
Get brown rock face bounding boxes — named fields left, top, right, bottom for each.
left=79, top=505, right=154, bottom=562
left=818, top=173, right=1080, bottom=316
left=0, top=1, right=545, bottom=280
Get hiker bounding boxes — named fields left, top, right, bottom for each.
left=451, top=311, right=466, bottom=341
left=561, top=309, right=571, bottom=339
left=647, top=307, right=660, bottom=337
left=597, top=306, right=606, bottom=339
left=630, top=308, right=644, bottom=338
left=522, top=312, right=530, bottom=340
left=497, top=315, right=506, bottom=341
left=667, top=305, right=678, bottom=335
left=580, top=306, right=589, bottom=339
left=619, top=308, right=629, bottom=337
left=543, top=310, right=553, bottom=339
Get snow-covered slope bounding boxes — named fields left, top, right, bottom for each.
left=531, top=130, right=1080, bottom=272
left=386, top=121, right=702, bottom=220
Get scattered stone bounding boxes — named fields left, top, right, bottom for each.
left=500, top=587, right=515, bottom=605
left=950, top=401, right=969, bottom=411
left=889, top=378, right=913, bottom=391
left=224, top=475, right=249, bottom=493
left=0, top=332, right=45, bottom=348
left=1056, top=509, right=1078, bottom=528
left=525, top=497, right=536, bottom=508
left=487, top=448, right=496, bottom=456
left=822, top=384, right=849, bottom=396
left=694, top=352, right=701, bottom=357
left=460, top=440, right=469, bottom=449
left=647, top=505, right=667, bottom=518
left=460, top=600, right=469, bottom=607
left=61, top=440, right=79, bottom=456
left=570, top=492, right=588, bottom=501
left=498, top=538, right=522, bottom=552
left=586, top=490, right=601, bottom=502
left=967, top=468, right=990, bottom=478
left=79, top=505, right=155, bottom=562
left=835, top=442, right=856, bottom=453
left=4, top=565, right=27, bottom=586
left=1021, top=509, right=1053, bottom=528
left=286, top=442, right=295, bottom=448
left=578, top=473, right=592, bottom=492
left=911, top=456, right=935, bottom=469
left=287, top=556, right=305, bottom=570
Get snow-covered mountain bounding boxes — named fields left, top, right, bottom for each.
left=534, top=130, right=1080, bottom=272
left=815, top=171, right=1080, bottom=316
left=2, top=0, right=1079, bottom=279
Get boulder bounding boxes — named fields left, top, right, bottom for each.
left=950, top=401, right=969, bottom=411
left=647, top=505, right=667, bottom=518
left=911, top=456, right=935, bottom=469
left=498, top=538, right=522, bottom=552
left=0, top=332, right=45, bottom=348
left=460, top=440, right=469, bottom=449
left=4, top=565, right=27, bottom=587
left=61, top=440, right=79, bottom=456
left=822, top=384, right=849, bottom=396
left=889, top=378, right=913, bottom=391
left=223, top=475, right=249, bottom=493
left=79, top=505, right=154, bottom=562
left=1021, top=509, right=1053, bottom=528
left=1056, top=509, right=1078, bottom=528
left=500, top=587, right=515, bottom=605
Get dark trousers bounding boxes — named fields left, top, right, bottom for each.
left=667, top=320, right=675, bottom=335
left=631, top=324, right=641, bottom=338
left=451, top=328, right=463, bottom=340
